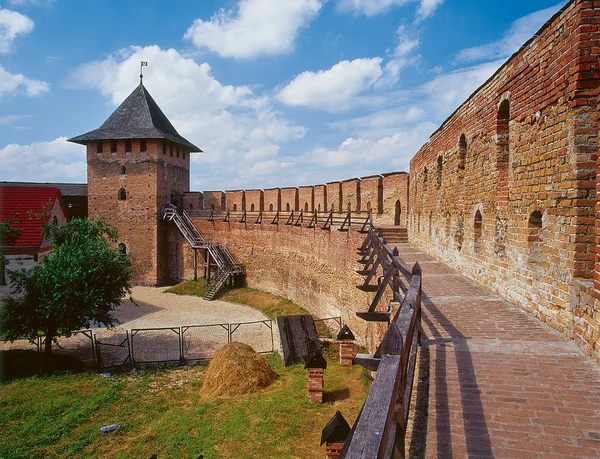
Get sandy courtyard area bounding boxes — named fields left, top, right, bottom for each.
left=107, top=286, right=271, bottom=330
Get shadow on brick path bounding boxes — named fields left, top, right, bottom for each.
left=396, top=243, right=600, bottom=459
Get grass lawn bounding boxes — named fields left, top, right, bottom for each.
left=0, top=349, right=368, bottom=458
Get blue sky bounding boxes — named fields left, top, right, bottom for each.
left=0, top=0, right=566, bottom=191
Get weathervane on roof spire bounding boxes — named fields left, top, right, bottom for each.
left=140, top=61, right=148, bottom=85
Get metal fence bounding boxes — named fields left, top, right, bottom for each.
left=1, top=316, right=344, bottom=375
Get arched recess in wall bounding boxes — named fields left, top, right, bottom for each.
left=528, top=210, right=544, bottom=263
left=458, top=134, right=467, bottom=170
left=423, top=167, right=428, bottom=184
left=250, top=203, right=255, bottom=212
left=436, top=156, right=443, bottom=189
left=120, top=165, right=126, bottom=175
left=269, top=203, right=274, bottom=211
left=286, top=203, right=290, bottom=212
left=210, top=204, right=215, bottom=210
left=233, top=204, right=237, bottom=211
left=428, top=212, right=433, bottom=236
left=496, top=98, right=510, bottom=183
left=304, top=202, right=309, bottom=212
left=394, top=200, right=401, bottom=226
left=118, top=188, right=127, bottom=201
left=474, top=209, right=483, bottom=252
left=118, top=243, right=127, bottom=255
left=318, top=203, right=321, bottom=212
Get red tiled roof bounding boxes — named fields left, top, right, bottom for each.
left=0, top=187, right=60, bottom=248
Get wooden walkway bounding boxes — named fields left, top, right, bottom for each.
left=396, top=243, right=600, bottom=458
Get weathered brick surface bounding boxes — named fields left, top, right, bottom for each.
left=264, top=188, right=281, bottom=212
left=398, top=243, right=600, bottom=459
left=379, top=172, right=409, bottom=226
left=326, top=182, right=343, bottom=213
left=408, top=0, right=600, bottom=363
left=313, top=185, right=327, bottom=213
left=280, top=187, right=299, bottom=212
left=225, top=190, right=244, bottom=211
left=182, top=191, right=203, bottom=212
left=87, top=138, right=190, bottom=285
left=245, top=189, right=263, bottom=212
left=182, top=219, right=382, bottom=348
left=339, top=340, right=354, bottom=366
left=299, top=186, right=314, bottom=213
left=342, top=178, right=360, bottom=212
left=325, top=442, right=344, bottom=459
left=360, top=175, right=383, bottom=215
left=308, top=368, right=324, bottom=403
left=202, top=191, right=224, bottom=211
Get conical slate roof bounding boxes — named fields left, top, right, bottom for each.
left=68, top=84, right=201, bottom=152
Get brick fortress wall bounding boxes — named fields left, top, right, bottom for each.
left=408, top=0, right=600, bottom=362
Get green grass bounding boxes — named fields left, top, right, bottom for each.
left=164, top=278, right=209, bottom=297
left=0, top=349, right=368, bottom=458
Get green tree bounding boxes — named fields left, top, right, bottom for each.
left=0, top=218, right=133, bottom=354
left=0, top=221, right=22, bottom=286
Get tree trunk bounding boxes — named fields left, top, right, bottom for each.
left=45, top=332, right=54, bottom=355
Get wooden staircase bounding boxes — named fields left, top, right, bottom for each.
left=163, top=208, right=244, bottom=300
left=375, top=226, right=409, bottom=245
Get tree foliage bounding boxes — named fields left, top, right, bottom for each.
left=0, top=221, right=22, bottom=285
left=1, top=218, right=133, bottom=354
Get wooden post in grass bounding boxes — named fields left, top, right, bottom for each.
left=321, top=411, right=351, bottom=458
left=336, top=325, right=355, bottom=367
left=305, top=348, right=327, bottom=403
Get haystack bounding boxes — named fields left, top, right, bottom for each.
left=200, top=342, right=277, bottom=399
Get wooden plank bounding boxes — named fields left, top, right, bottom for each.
left=343, top=354, right=402, bottom=459
left=355, top=354, right=380, bottom=372
left=356, top=311, right=391, bottom=322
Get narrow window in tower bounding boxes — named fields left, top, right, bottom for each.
left=118, top=188, right=127, bottom=201
left=437, top=156, right=443, bottom=189
left=176, top=146, right=180, bottom=158
left=182, top=149, right=186, bottom=160
left=251, top=203, right=255, bottom=211
left=111, top=140, right=117, bottom=153
left=96, top=141, right=103, bottom=154
left=269, top=203, right=274, bottom=211
left=125, top=140, right=132, bottom=154
left=140, top=139, right=146, bottom=152
left=458, top=134, right=467, bottom=170
left=120, top=165, right=126, bottom=176
left=162, top=140, right=166, bottom=155
left=474, top=210, right=483, bottom=251
left=170, top=143, right=173, bottom=156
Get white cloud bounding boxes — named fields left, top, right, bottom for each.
left=0, top=137, right=86, bottom=182
left=456, top=3, right=564, bottom=63
left=0, top=65, right=49, bottom=98
left=67, top=45, right=306, bottom=190
left=416, top=0, right=444, bottom=21
left=0, top=8, right=34, bottom=54
left=302, top=124, right=433, bottom=181
left=184, top=0, right=322, bottom=59
left=277, top=57, right=384, bottom=111
left=336, top=0, right=442, bottom=19
left=0, top=114, right=32, bottom=125
left=336, top=0, right=410, bottom=16
left=7, top=0, right=55, bottom=5
left=376, top=25, right=420, bottom=88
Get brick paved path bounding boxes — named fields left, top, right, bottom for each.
left=397, top=243, right=600, bottom=459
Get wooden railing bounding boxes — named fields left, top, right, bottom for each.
left=189, top=209, right=371, bottom=233
left=329, top=226, right=422, bottom=459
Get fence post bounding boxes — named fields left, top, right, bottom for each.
left=179, top=326, right=184, bottom=363
left=126, top=330, right=134, bottom=367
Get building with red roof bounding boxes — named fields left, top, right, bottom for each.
left=0, top=186, right=68, bottom=283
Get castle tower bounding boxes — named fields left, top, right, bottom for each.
left=68, top=83, right=201, bottom=285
